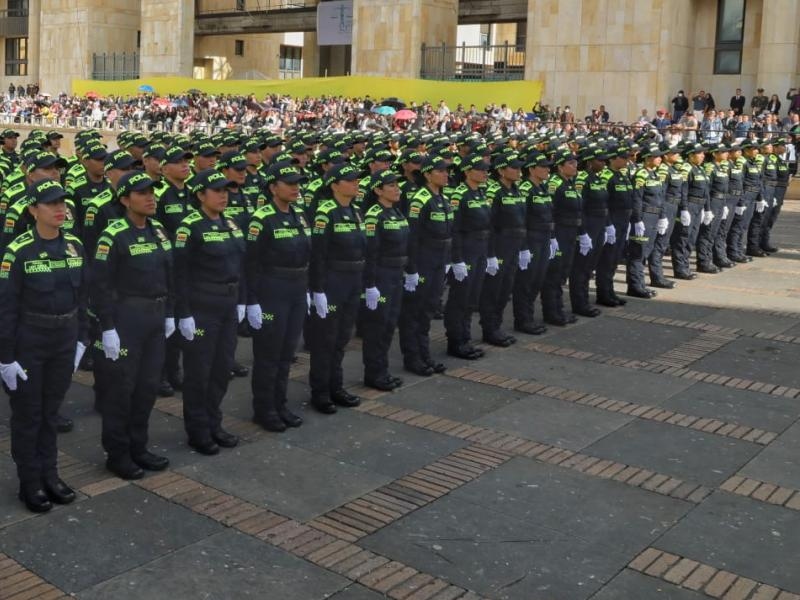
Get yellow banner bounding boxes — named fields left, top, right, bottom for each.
left=72, top=76, right=542, bottom=112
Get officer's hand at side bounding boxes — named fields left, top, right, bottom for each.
left=633, top=221, right=645, bottom=237
left=178, top=317, right=196, bottom=341
left=734, top=204, right=746, bottom=216
left=164, top=318, right=176, bottom=339
left=452, top=262, right=469, bottom=281
left=578, top=233, right=592, bottom=256
left=236, top=305, right=245, bottom=323
left=604, top=225, right=616, bottom=245
left=365, top=287, right=380, bottom=310
left=404, top=273, right=419, bottom=293
left=549, top=237, right=559, bottom=260
left=246, top=304, right=263, bottom=329
left=680, top=210, right=691, bottom=226
left=517, top=251, right=531, bottom=271
left=486, top=257, right=499, bottom=276
left=0, top=361, right=27, bottom=391
left=73, top=342, right=86, bottom=373
left=101, top=329, right=121, bottom=361
left=313, top=292, right=328, bottom=318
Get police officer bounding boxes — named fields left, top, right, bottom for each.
left=0, top=128, right=21, bottom=170
left=671, top=143, right=710, bottom=280
left=627, top=144, right=665, bottom=298
left=445, top=155, right=491, bottom=358
left=762, top=138, right=790, bottom=253
left=696, top=144, right=730, bottom=273
left=400, top=156, right=452, bottom=376
left=91, top=172, right=174, bottom=480
left=308, top=163, right=365, bottom=413
left=727, top=140, right=761, bottom=262
left=66, top=141, right=111, bottom=225
left=651, top=143, right=685, bottom=289
left=82, top=150, right=136, bottom=256
left=174, top=169, right=244, bottom=454
left=513, top=151, right=557, bottom=332
left=360, top=169, right=409, bottom=389
left=722, top=144, right=747, bottom=264
left=0, top=178, right=88, bottom=512
left=747, top=139, right=776, bottom=257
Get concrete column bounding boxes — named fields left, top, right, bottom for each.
left=140, top=0, right=194, bottom=77
left=303, top=32, right=320, bottom=78
left=755, top=0, right=800, bottom=103
left=351, top=0, right=457, bottom=78
left=27, top=0, right=40, bottom=87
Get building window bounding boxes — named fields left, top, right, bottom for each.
left=714, top=0, right=745, bottom=74
left=136, top=30, right=141, bottom=48
left=514, top=21, right=525, bottom=52
left=234, top=40, right=244, bottom=56
left=479, top=23, right=490, bottom=48
left=279, top=45, right=302, bottom=78
left=5, top=38, right=28, bottom=77
left=7, top=0, right=28, bottom=16
left=235, top=0, right=245, bottom=11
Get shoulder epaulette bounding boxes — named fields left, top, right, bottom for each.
left=411, top=187, right=432, bottom=203
left=105, top=219, right=130, bottom=236
left=254, top=204, right=277, bottom=219
left=181, top=210, right=203, bottom=226
left=317, top=199, right=338, bottom=214
left=365, top=203, right=383, bottom=218
left=7, top=230, right=34, bottom=252
left=64, top=233, right=84, bottom=247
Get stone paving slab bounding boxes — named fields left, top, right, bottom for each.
left=473, top=394, right=634, bottom=452
left=329, top=584, right=387, bottom=600
left=583, top=419, right=762, bottom=487
left=0, top=485, right=222, bottom=593
left=177, top=437, right=392, bottom=521
left=591, top=569, right=706, bottom=599
left=78, top=529, right=349, bottom=599
left=612, top=300, right=722, bottom=323
left=692, top=337, right=800, bottom=389
left=656, top=491, right=800, bottom=593
left=696, top=308, right=799, bottom=336
left=739, top=421, right=800, bottom=490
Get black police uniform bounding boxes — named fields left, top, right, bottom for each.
left=748, top=151, right=777, bottom=255
left=596, top=162, right=633, bottom=304
left=763, top=151, right=789, bottom=252
left=246, top=198, right=310, bottom=427
left=361, top=196, right=409, bottom=387
left=696, top=159, right=729, bottom=270
left=627, top=163, right=664, bottom=295
left=82, top=187, right=121, bottom=256
left=653, top=160, right=685, bottom=286
left=67, top=172, right=111, bottom=225
left=670, top=160, right=708, bottom=277
left=722, top=155, right=746, bottom=262
left=91, top=215, right=174, bottom=475
left=728, top=152, right=762, bottom=259
left=0, top=220, right=87, bottom=508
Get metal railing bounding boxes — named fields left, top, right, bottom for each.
left=421, top=42, right=525, bottom=81
left=195, top=0, right=309, bottom=15
left=0, top=9, right=29, bottom=37
left=91, top=52, right=139, bottom=81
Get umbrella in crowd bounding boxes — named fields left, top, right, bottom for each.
left=393, top=108, right=417, bottom=121
left=153, top=97, right=171, bottom=107
left=381, top=97, right=406, bottom=109
left=138, top=84, right=155, bottom=93
left=373, top=105, right=396, bottom=116
left=84, top=91, right=99, bottom=99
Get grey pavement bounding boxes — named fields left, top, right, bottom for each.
left=1, top=202, right=799, bottom=599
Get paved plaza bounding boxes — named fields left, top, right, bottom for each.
left=1, top=201, right=799, bottom=600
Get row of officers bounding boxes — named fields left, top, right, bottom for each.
left=0, top=126, right=787, bottom=514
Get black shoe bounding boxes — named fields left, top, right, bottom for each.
left=132, top=451, right=169, bottom=471
left=231, top=362, right=249, bottom=378
left=18, top=486, right=52, bottom=513
left=544, top=315, right=568, bottom=326
left=514, top=322, right=548, bottom=335
left=277, top=406, right=303, bottom=427
left=388, top=374, right=404, bottom=387
left=627, top=287, right=657, bottom=299
left=364, top=376, right=398, bottom=391
left=697, top=264, right=719, bottom=274
left=157, top=380, right=174, bottom=397
left=761, top=245, right=778, bottom=253
left=212, top=430, right=239, bottom=448
left=573, top=307, right=601, bottom=318
left=673, top=272, right=697, bottom=280
left=42, top=478, right=76, bottom=505
left=731, top=255, right=751, bottom=263
left=482, top=331, right=514, bottom=347
left=424, top=360, right=447, bottom=374
left=596, top=297, right=620, bottom=307
left=106, top=456, right=145, bottom=480
left=405, top=360, right=435, bottom=376
left=746, top=248, right=766, bottom=257
left=447, top=343, right=483, bottom=359
left=331, top=389, right=361, bottom=408
left=310, top=396, right=338, bottom=414
left=55, top=413, right=74, bottom=433
left=254, top=413, right=288, bottom=431
left=650, top=279, right=676, bottom=289
left=566, top=314, right=578, bottom=324
left=715, top=259, right=735, bottom=269
left=188, top=438, right=220, bottom=455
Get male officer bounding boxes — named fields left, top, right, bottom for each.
left=627, top=144, right=665, bottom=298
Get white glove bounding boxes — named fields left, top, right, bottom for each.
left=578, top=233, right=592, bottom=256
left=756, top=199, right=767, bottom=213
left=0, top=361, right=27, bottom=391
left=246, top=304, right=262, bottom=329
left=656, top=218, right=669, bottom=235
left=517, top=250, right=531, bottom=271
left=165, top=318, right=175, bottom=339
left=734, top=204, right=746, bottom=216
left=237, top=305, right=245, bottom=323
left=549, top=237, right=559, bottom=259
left=772, top=196, right=779, bottom=207
left=633, top=221, right=645, bottom=237
left=404, top=273, right=419, bottom=292
left=313, top=292, right=328, bottom=318
left=102, top=329, right=120, bottom=361
left=73, top=342, right=86, bottom=373
left=452, top=262, right=468, bottom=281
left=722, top=205, right=729, bottom=220
left=702, top=210, right=714, bottom=226
left=178, top=317, right=196, bottom=341
left=486, top=257, right=499, bottom=276
left=604, top=225, right=616, bottom=246
left=306, top=293, right=311, bottom=315
left=680, top=210, right=691, bottom=226
left=445, top=264, right=452, bottom=274
left=365, top=287, right=380, bottom=310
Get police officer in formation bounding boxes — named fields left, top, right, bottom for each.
left=0, top=122, right=791, bottom=513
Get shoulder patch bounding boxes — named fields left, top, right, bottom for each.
left=7, top=230, right=34, bottom=253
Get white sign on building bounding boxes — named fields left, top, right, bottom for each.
left=317, top=0, right=353, bottom=46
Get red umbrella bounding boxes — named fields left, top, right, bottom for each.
left=393, top=109, right=417, bottom=121
left=153, top=97, right=171, bottom=107
left=85, top=91, right=99, bottom=99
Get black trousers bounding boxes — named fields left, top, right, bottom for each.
left=713, top=194, right=740, bottom=263
left=99, top=299, right=165, bottom=461
left=596, top=210, right=631, bottom=300
left=361, top=266, right=403, bottom=381
left=727, top=190, right=758, bottom=258
left=308, top=269, right=361, bottom=398
left=479, top=233, right=524, bottom=335
left=762, top=186, right=787, bottom=249
left=399, top=247, right=448, bottom=366
left=541, top=225, right=578, bottom=320
left=696, top=196, right=726, bottom=267
left=670, top=201, right=703, bottom=276
left=569, top=214, right=606, bottom=311
left=182, top=293, right=238, bottom=443
left=252, top=275, right=307, bottom=420
left=626, top=212, right=659, bottom=291
left=650, top=202, right=677, bottom=283
left=512, top=230, right=551, bottom=326
left=9, top=320, right=76, bottom=486
left=748, top=185, right=774, bottom=252
left=444, top=236, right=487, bottom=346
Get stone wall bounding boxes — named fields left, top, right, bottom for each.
left=140, top=0, right=194, bottom=77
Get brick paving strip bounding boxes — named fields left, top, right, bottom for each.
left=522, top=341, right=800, bottom=400
left=628, top=547, right=800, bottom=599
left=719, top=475, right=800, bottom=512
left=0, top=553, right=71, bottom=600
left=443, top=367, right=778, bottom=446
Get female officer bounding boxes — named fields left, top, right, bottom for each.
left=245, top=163, right=310, bottom=431
left=0, top=178, right=88, bottom=512
left=174, top=169, right=245, bottom=455
left=360, top=169, right=409, bottom=391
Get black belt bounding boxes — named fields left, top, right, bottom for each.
left=264, top=266, right=308, bottom=280
left=744, top=185, right=760, bottom=193
left=585, top=209, right=609, bottom=217
left=775, top=184, right=788, bottom=189
left=22, top=308, right=77, bottom=329
left=192, top=281, right=239, bottom=297
left=665, top=195, right=681, bottom=205
left=730, top=190, right=742, bottom=196
left=461, top=230, right=490, bottom=240
left=500, top=227, right=527, bottom=238
left=710, top=192, right=726, bottom=200
left=421, top=238, right=451, bottom=249
left=327, top=259, right=365, bottom=271
left=556, top=218, right=582, bottom=227
left=378, top=256, right=406, bottom=268
left=688, top=195, right=705, bottom=204
left=643, top=205, right=661, bottom=215
left=528, top=222, right=554, bottom=232
left=117, top=295, right=167, bottom=312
